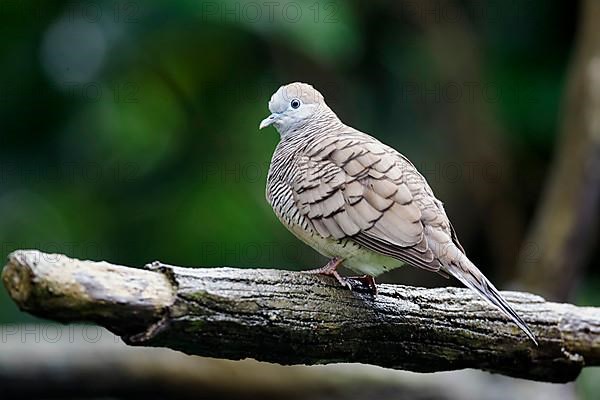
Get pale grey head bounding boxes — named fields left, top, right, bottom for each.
left=259, top=82, right=335, bottom=138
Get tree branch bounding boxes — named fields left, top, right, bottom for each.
left=2, top=250, right=599, bottom=383
left=0, top=327, right=576, bottom=400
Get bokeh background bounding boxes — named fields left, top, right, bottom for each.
left=1, top=0, right=599, bottom=399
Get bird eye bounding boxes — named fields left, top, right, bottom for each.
left=290, top=99, right=301, bottom=109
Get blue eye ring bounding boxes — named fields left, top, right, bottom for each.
left=290, top=99, right=301, bottom=109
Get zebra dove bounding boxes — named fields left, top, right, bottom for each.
left=260, top=82, right=536, bottom=343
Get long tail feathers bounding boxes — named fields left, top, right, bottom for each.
left=445, top=257, right=538, bottom=345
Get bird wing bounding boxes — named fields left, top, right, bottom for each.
left=292, top=131, right=453, bottom=272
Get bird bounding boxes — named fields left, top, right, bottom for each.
left=259, top=82, right=536, bottom=344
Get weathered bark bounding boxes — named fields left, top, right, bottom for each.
left=2, top=250, right=600, bottom=383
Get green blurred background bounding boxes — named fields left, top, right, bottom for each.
left=0, top=0, right=598, bottom=397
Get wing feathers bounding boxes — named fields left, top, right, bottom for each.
left=292, top=132, right=454, bottom=273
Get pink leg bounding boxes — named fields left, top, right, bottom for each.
left=302, top=257, right=351, bottom=289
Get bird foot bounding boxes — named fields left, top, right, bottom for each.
left=346, top=275, right=378, bottom=295
left=302, top=257, right=351, bottom=289
left=302, top=259, right=377, bottom=295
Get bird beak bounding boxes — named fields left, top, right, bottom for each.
left=259, top=114, right=278, bottom=130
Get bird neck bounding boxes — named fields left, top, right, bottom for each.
left=279, top=107, right=345, bottom=140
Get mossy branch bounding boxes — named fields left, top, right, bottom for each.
left=2, top=250, right=600, bottom=383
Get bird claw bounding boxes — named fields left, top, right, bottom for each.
left=346, top=275, right=378, bottom=295
left=303, top=258, right=376, bottom=295
left=303, top=257, right=349, bottom=289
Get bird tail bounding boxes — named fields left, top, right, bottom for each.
left=444, top=254, right=537, bottom=345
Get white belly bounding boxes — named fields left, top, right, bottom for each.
left=287, top=219, right=403, bottom=277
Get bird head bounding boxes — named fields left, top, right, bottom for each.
left=259, top=82, right=330, bottom=137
